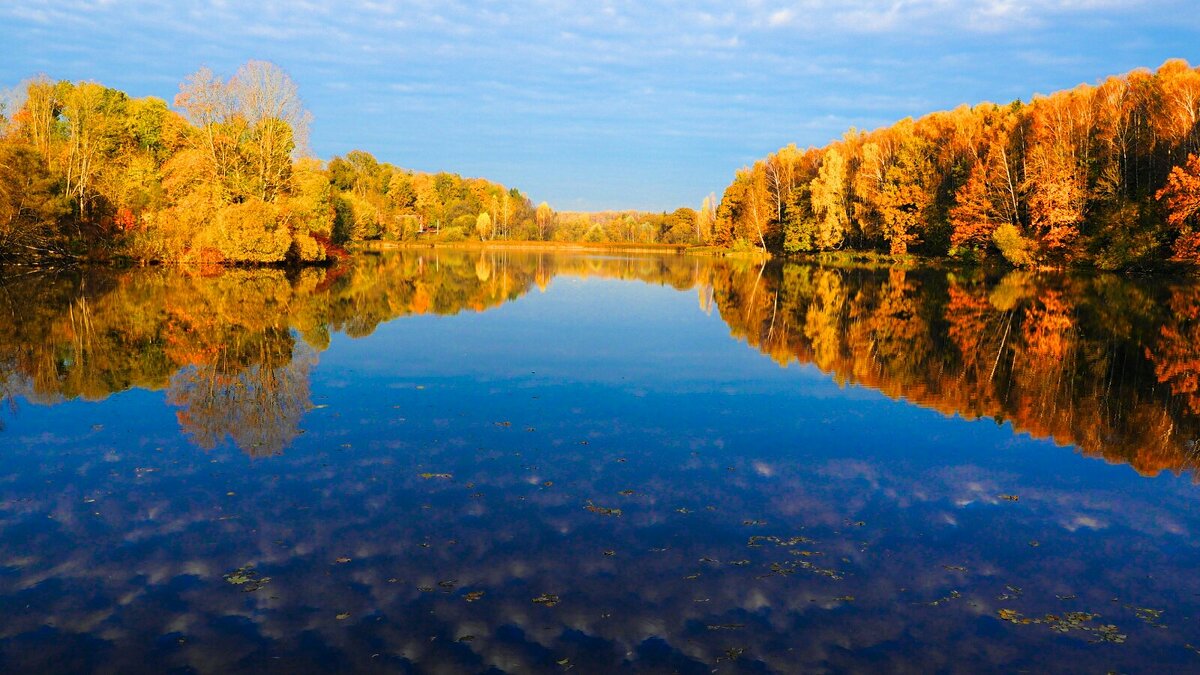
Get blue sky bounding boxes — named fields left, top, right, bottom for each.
left=2, top=1, right=1197, bottom=211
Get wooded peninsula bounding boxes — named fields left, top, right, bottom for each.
left=2, top=59, right=1200, bottom=269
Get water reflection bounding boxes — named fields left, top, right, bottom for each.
left=2, top=252, right=1199, bottom=476
left=717, top=264, right=1200, bottom=480
left=3, top=252, right=1200, bottom=672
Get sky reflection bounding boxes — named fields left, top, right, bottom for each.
left=1, top=253, right=1199, bottom=672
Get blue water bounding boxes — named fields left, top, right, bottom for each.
left=1, top=252, right=1198, bottom=673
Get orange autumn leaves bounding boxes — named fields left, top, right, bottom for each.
left=1157, top=154, right=1200, bottom=259
left=717, top=59, right=1200, bottom=269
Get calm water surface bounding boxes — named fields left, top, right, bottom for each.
left=2, top=251, right=1200, bottom=673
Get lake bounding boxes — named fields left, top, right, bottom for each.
left=2, top=250, right=1200, bottom=673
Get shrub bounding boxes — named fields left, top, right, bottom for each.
left=992, top=223, right=1034, bottom=267
left=289, top=232, right=326, bottom=262
left=731, top=238, right=756, bottom=253
left=440, top=226, right=467, bottom=242
left=213, top=200, right=292, bottom=263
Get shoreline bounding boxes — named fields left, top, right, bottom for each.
left=5, top=242, right=1195, bottom=276
left=354, top=239, right=771, bottom=259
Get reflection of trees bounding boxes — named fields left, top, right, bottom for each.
left=713, top=261, right=1200, bottom=479
left=5, top=251, right=1200, bottom=473
left=0, top=251, right=708, bottom=455
left=1148, top=287, right=1200, bottom=415
left=804, top=269, right=846, bottom=372
left=167, top=334, right=314, bottom=457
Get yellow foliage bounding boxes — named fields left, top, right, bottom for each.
left=210, top=200, right=292, bottom=263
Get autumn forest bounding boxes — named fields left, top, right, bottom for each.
left=717, top=58, right=1200, bottom=269
left=3, top=58, right=1200, bottom=268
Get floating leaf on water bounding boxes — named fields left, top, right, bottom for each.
left=706, top=623, right=745, bottom=631
left=603, top=550, right=616, bottom=556
left=223, top=565, right=270, bottom=592
left=618, top=490, right=635, bottom=496
left=716, top=647, right=745, bottom=663
left=995, top=608, right=1124, bottom=642
left=998, top=586, right=1024, bottom=601
left=1029, top=540, right=1040, bottom=547
left=998, top=494, right=1020, bottom=502
left=1093, top=624, right=1127, bottom=644
left=336, top=613, right=350, bottom=620
left=334, top=557, right=351, bottom=564
left=464, top=591, right=485, bottom=602
left=743, top=520, right=767, bottom=526
left=419, top=473, right=453, bottom=480
left=1132, top=607, right=1165, bottom=627
left=928, top=590, right=962, bottom=606
left=437, top=580, right=457, bottom=589
left=748, top=534, right=815, bottom=548
left=942, top=565, right=968, bottom=572
left=543, top=481, right=553, bottom=487
left=835, top=595, right=855, bottom=602
left=532, top=593, right=560, bottom=607
left=584, top=501, right=622, bottom=517
left=494, top=421, right=512, bottom=427
left=457, top=635, right=475, bottom=642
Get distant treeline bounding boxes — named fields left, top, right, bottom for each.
left=0, top=60, right=720, bottom=265
left=552, top=209, right=712, bottom=245
left=714, top=59, right=1200, bottom=269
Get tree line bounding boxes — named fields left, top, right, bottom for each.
left=713, top=59, right=1200, bottom=269
left=0, top=60, right=551, bottom=264
left=7, top=58, right=1200, bottom=266
left=0, top=59, right=724, bottom=264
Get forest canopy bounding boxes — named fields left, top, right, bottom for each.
left=7, top=58, right=1200, bottom=268
left=713, top=59, right=1200, bottom=269
left=0, top=60, right=719, bottom=264
left=0, top=61, right=550, bottom=264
